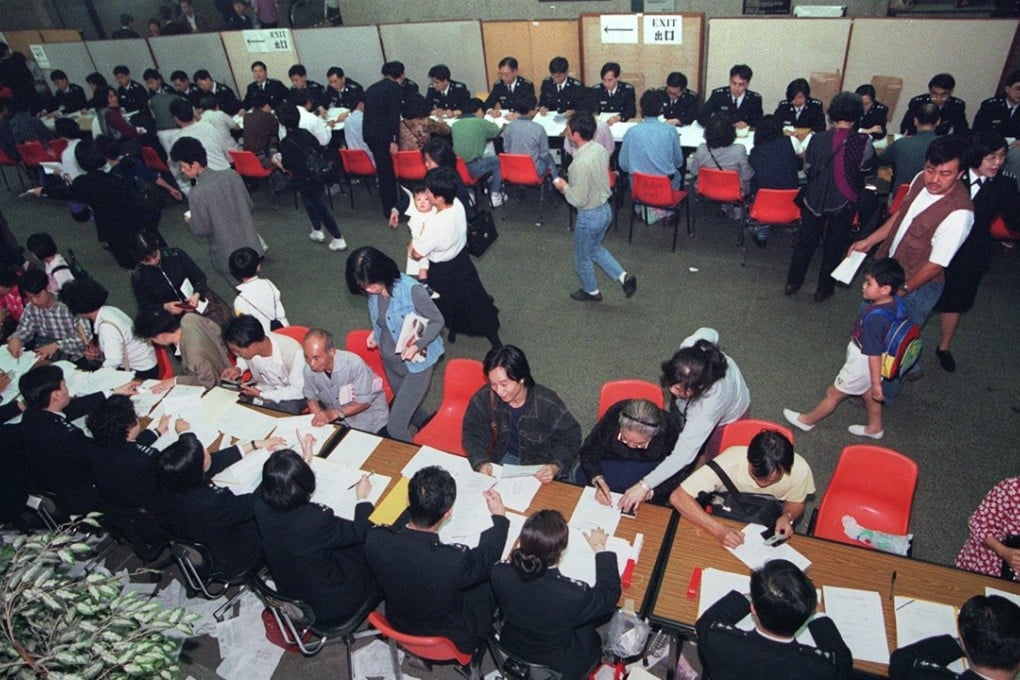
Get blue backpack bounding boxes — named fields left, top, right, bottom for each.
left=864, top=297, right=922, bottom=380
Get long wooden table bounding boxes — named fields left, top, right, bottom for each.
left=339, top=431, right=675, bottom=611
left=647, top=515, right=1020, bottom=677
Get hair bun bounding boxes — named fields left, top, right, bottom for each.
left=510, top=550, right=547, bottom=581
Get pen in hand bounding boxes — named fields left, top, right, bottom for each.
left=347, top=471, right=372, bottom=490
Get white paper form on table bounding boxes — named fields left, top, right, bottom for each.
left=0, top=347, right=36, bottom=402
left=437, top=469, right=499, bottom=545
left=64, top=366, right=135, bottom=396
left=822, top=585, right=889, bottom=664
left=212, top=402, right=279, bottom=442
left=328, top=429, right=383, bottom=469
left=130, top=379, right=166, bottom=416
left=401, top=444, right=474, bottom=479
left=725, top=523, right=812, bottom=571
left=986, top=586, right=1020, bottom=608
left=491, top=474, right=541, bottom=513
left=532, top=112, right=567, bottom=136
left=308, top=458, right=390, bottom=521
left=569, top=485, right=624, bottom=536
left=894, top=596, right=965, bottom=674
left=557, top=527, right=630, bottom=586
left=212, top=448, right=272, bottom=493
left=270, top=414, right=338, bottom=455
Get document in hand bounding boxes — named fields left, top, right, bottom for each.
left=831, top=250, right=867, bottom=285
left=725, top=523, right=812, bottom=571
left=569, top=485, right=624, bottom=536
left=395, top=313, right=429, bottom=362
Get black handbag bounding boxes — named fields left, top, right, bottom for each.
left=466, top=210, right=499, bottom=257
left=697, top=460, right=784, bottom=527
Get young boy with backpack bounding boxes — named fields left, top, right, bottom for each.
left=783, top=258, right=912, bottom=440
left=26, top=232, right=74, bottom=293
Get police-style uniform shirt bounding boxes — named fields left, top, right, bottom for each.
left=208, top=82, right=242, bottom=116
left=177, top=83, right=203, bottom=107
left=594, top=81, right=637, bottom=121
left=243, top=78, right=288, bottom=109
left=148, top=83, right=176, bottom=98
left=326, top=78, right=364, bottom=110
left=365, top=513, right=509, bottom=655
left=86, top=429, right=161, bottom=514
left=484, top=76, right=536, bottom=114
left=117, top=79, right=149, bottom=114
left=659, top=87, right=700, bottom=126
left=288, top=80, right=329, bottom=111
left=972, top=94, right=1020, bottom=138
left=539, top=76, right=583, bottom=113
left=53, top=83, right=88, bottom=113
left=699, top=86, right=764, bottom=127
left=400, top=78, right=420, bottom=104
left=774, top=97, right=826, bottom=132
left=19, top=391, right=106, bottom=517
left=860, top=101, right=889, bottom=140
left=425, top=79, right=470, bottom=113
left=900, top=93, right=969, bottom=136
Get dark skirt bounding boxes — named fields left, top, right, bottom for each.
left=934, top=228, right=991, bottom=314
left=428, top=248, right=500, bottom=337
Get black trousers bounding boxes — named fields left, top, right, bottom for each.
left=365, top=136, right=397, bottom=218
left=786, top=203, right=855, bottom=296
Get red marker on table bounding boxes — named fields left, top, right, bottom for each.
left=687, top=566, right=703, bottom=599
left=621, top=533, right=644, bottom=588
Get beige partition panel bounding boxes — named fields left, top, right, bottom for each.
left=150, top=33, right=238, bottom=93
left=219, top=30, right=296, bottom=96
left=85, top=39, right=155, bottom=82
left=379, top=21, right=486, bottom=95
left=292, top=26, right=383, bottom=92
left=481, top=21, right=581, bottom=93
left=40, top=29, right=82, bottom=43
left=33, top=42, right=96, bottom=93
left=2, top=30, right=44, bottom=60
left=705, top=18, right=851, bottom=114
left=580, top=14, right=703, bottom=101
left=843, top=18, right=1018, bottom=132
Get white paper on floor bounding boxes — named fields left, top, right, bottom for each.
left=352, top=638, right=414, bottom=680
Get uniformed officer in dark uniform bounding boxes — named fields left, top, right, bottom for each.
left=973, top=69, right=1020, bottom=139
left=325, top=67, right=364, bottom=110
left=539, top=56, right=583, bottom=114
left=659, top=71, right=699, bottom=126
left=242, top=60, right=288, bottom=109
left=773, top=78, right=825, bottom=132
left=170, top=70, right=203, bottom=107
left=399, top=77, right=420, bottom=105
left=900, top=73, right=969, bottom=136
left=193, top=69, right=242, bottom=116
left=484, top=56, right=536, bottom=115
left=143, top=69, right=176, bottom=98
left=364, top=466, right=509, bottom=657
left=594, top=61, right=636, bottom=122
left=48, top=70, right=88, bottom=113
left=287, top=63, right=329, bottom=114
left=699, top=63, right=763, bottom=128
left=425, top=64, right=470, bottom=115
left=855, top=84, right=889, bottom=140
left=114, top=65, right=149, bottom=114
left=18, top=364, right=132, bottom=517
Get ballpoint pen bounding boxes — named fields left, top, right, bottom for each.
left=347, top=471, right=373, bottom=490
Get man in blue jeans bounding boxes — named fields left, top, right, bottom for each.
left=452, top=98, right=505, bottom=207
left=553, top=112, right=636, bottom=302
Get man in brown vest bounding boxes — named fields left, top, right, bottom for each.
left=849, top=136, right=973, bottom=396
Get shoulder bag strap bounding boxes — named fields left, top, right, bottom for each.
left=706, top=147, right=724, bottom=171
left=805, top=133, right=850, bottom=184
left=485, top=389, right=499, bottom=460
left=707, top=460, right=742, bottom=496
left=236, top=291, right=272, bottom=320
left=97, top=318, right=131, bottom=369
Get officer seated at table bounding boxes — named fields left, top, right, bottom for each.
left=668, top=430, right=815, bottom=548
left=889, top=594, right=1020, bottom=680
left=696, top=558, right=852, bottom=680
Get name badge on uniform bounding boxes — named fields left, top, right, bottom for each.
left=338, top=383, right=355, bottom=405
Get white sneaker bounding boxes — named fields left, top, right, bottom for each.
left=308, top=230, right=326, bottom=243
left=490, top=191, right=505, bottom=208
left=783, top=408, right=815, bottom=432
left=848, top=424, right=884, bottom=439
left=328, top=237, right=348, bottom=251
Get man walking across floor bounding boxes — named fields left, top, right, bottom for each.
left=553, top=112, right=636, bottom=303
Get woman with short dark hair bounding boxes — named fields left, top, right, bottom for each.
left=254, top=440, right=376, bottom=624
left=399, top=93, right=450, bottom=151
left=689, top=112, right=754, bottom=216
left=491, top=510, right=620, bottom=678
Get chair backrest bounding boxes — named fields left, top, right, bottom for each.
left=597, top=379, right=664, bottom=420
left=345, top=329, right=394, bottom=403
left=16, top=142, right=53, bottom=167
left=717, top=419, right=795, bottom=453
left=990, top=213, right=1016, bottom=241
left=141, top=145, right=171, bottom=172
left=455, top=156, right=478, bottom=186
left=367, top=611, right=473, bottom=666
left=228, top=149, right=271, bottom=178
left=49, top=138, right=69, bottom=157
left=748, top=189, right=801, bottom=225
left=413, top=359, right=486, bottom=454
left=499, top=153, right=543, bottom=185
left=250, top=571, right=316, bottom=627
left=631, top=172, right=677, bottom=209
left=393, top=150, right=427, bottom=181
left=339, top=148, right=377, bottom=175
left=274, top=324, right=309, bottom=344
left=889, top=183, right=910, bottom=213
left=697, top=167, right=743, bottom=202
left=813, top=444, right=919, bottom=549
left=154, top=345, right=175, bottom=379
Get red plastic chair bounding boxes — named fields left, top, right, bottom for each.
left=367, top=611, right=473, bottom=676
left=597, top=379, right=664, bottom=420
left=273, top=325, right=309, bottom=344
left=48, top=138, right=69, bottom=158
left=990, top=213, right=1018, bottom=241
left=456, top=156, right=489, bottom=208
left=0, top=147, right=24, bottom=190
left=498, top=153, right=553, bottom=224
left=717, top=419, right=794, bottom=453
left=15, top=141, right=55, bottom=179
left=743, top=188, right=801, bottom=266
left=888, top=182, right=910, bottom=214
left=141, top=145, right=171, bottom=173
left=154, top=345, right=175, bottom=380
left=629, top=172, right=691, bottom=253
left=228, top=149, right=272, bottom=180
left=344, top=329, right=394, bottom=404
left=338, top=149, right=377, bottom=210
left=413, top=358, right=486, bottom=455
left=811, top=445, right=919, bottom=551
left=393, top=150, right=427, bottom=182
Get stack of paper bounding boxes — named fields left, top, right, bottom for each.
left=894, top=597, right=964, bottom=673
left=822, top=586, right=889, bottom=664
left=212, top=449, right=273, bottom=493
